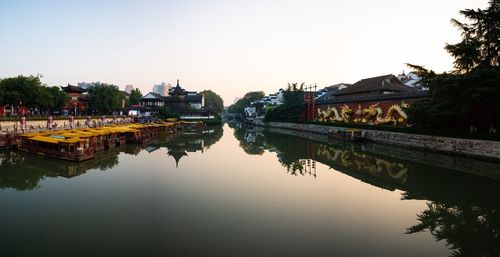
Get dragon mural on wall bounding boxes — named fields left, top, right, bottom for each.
left=317, top=101, right=410, bottom=126
left=317, top=104, right=353, bottom=122
left=315, top=144, right=408, bottom=182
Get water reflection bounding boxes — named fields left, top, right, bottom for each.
left=0, top=150, right=120, bottom=191
left=0, top=126, right=223, bottom=191
left=406, top=202, right=500, bottom=257
left=230, top=124, right=500, bottom=256
left=2, top=123, right=500, bottom=256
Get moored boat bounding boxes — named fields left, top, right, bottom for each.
left=17, top=134, right=95, bottom=161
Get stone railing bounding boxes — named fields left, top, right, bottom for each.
left=0, top=117, right=134, bottom=134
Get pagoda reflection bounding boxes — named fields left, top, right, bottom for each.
left=0, top=125, right=224, bottom=190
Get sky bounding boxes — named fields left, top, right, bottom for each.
left=0, top=0, right=490, bottom=105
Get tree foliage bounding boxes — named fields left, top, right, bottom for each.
left=227, top=91, right=265, bottom=114
left=129, top=88, right=142, bottom=106
left=154, top=107, right=180, bottom=120
left=201, top=90, right=224, bottom=113
left=88, top=83, right=125, bottom=114
left=407, top=1, right=500, bottom=130
left=0, top=75, right=68, bottom=114
left=264, top=83, right=304, bottom=122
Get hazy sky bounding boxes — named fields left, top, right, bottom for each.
left=0, top=0, right=489, bottom=104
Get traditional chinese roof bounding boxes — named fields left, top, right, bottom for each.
left=60, top=84, right=87, bottom=94
left=169, top=79, right=188, bottom=96
left=333, top=74, right=415, bottom=97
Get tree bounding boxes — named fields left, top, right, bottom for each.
left=264, top=83, right=304, bottom=122
left=227, top=91, right=265, bottom=114
left=88, top=83, right=125, bottom=114
left=407, top=1, right=500, bottom=130
left=0, top=75, right=42, bottom=108
left=129, top=88, right=142, bottom=106
left=0, top=75, right=68, bottom=115
left=154, top=107, right=180, bottom=120
left=201, top=90, right=224, bottom=113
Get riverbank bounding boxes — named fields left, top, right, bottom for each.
left=0, top=116, right=133, bottom=134
left=255, top=126, right=500, bottom=181
left=255, top=121, right=500, bottom=161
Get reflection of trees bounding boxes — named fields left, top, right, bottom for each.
left=200, top=125, right=223, bottom=150
left=402, top=170, right=500, bottom=257
left=406, top=202, right=500, bottom=257
left=280, top=159, right=317, bottom=177
left=0, top=149, right=120, bottom=191
left=230, top=124, right=410, bottom=182
left=230, top=123, right=265, bottom=155
left=0, top=153, right=40, bottom=190
left=232, top=125, right=500, bottom=256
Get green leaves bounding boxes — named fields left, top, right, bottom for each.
left=88, top=83, right=125, bottom=114
left=0, top=75, right=68, bottom=113
left=227, top=91, right=265, bottom=114
left=201, top=90, right=224, bottom=113
left=129, top=88, right=143, bottom=106
left=407, top=1, right=500, bottom=130
left=154, top=107, right=180, bottom=120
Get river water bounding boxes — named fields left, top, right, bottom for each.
left=1, top=124, right=499, bottom=257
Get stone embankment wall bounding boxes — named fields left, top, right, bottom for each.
left=0, top=117, right=133, bottom=134
left=256, top=121, right=500, bottom=161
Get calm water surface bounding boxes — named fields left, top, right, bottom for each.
left=1, top=124, right=499, bottom=257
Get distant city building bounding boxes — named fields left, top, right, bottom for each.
left=77, top=82, right=100, bottom=89
left=152, top=82, right=171, bottom=96
left=125, top=84, right=134, bottom=94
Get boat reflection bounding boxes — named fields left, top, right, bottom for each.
left=230, top=124, right=500, bottom=257
left=0, top=126, right=223, bottom=191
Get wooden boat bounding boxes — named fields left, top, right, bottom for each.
left=14, top=122, right=183, bottom=161
left=327, top=128, right=366, bottom=142
left=17, top=134, right=95, bottom=161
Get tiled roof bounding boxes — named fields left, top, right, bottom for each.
left=333, top=75, right=415, bottom=96
left=61, top=85, right=87, bottom=93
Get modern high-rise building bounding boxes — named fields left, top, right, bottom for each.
left=77, top=81, right=100, bottom=89
left=125, top=84, right=134, bottom=94
left=152, top=82, right=171, bottom=96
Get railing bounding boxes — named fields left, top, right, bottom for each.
left=0, top=118, right=135, bottom=135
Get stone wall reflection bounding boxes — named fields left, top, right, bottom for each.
left=230, top=124, right=500, bottom=257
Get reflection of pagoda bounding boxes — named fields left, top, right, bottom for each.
left=167, top=149, right=188, bottom=167
left=166, top=137, right=205, bottom=167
